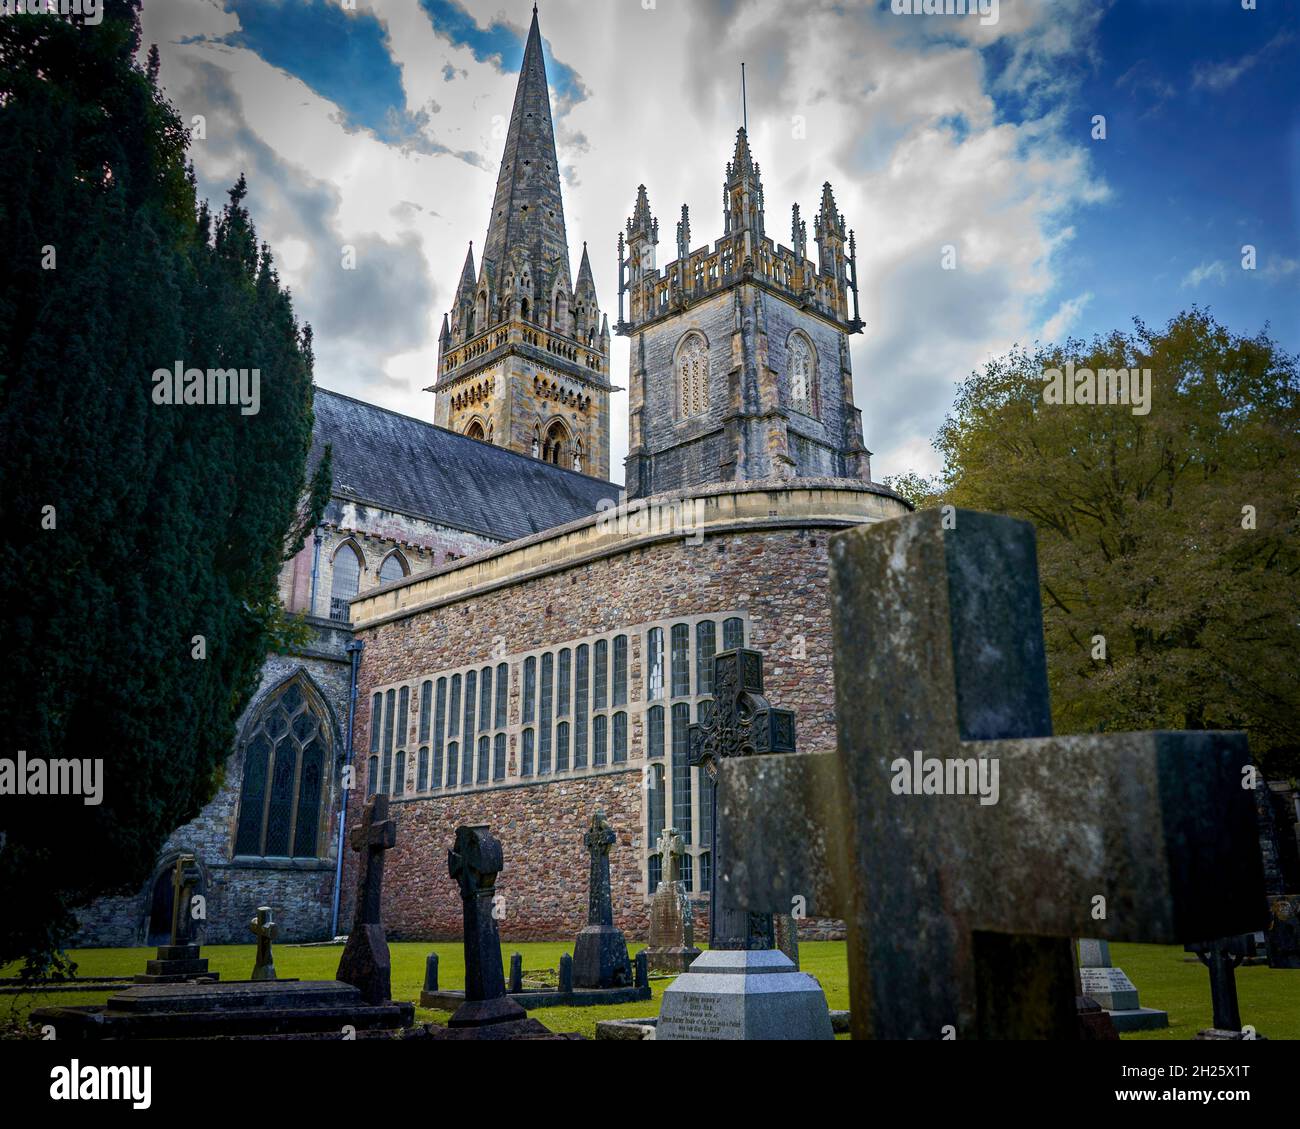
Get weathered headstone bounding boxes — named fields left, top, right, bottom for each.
left=558, top=952, right=573, bottom=995
left=336, top=793, right=397, bottom=1006
left=643, top=827, right=701, bottom=973
left=716, top=509, right=1268, bottom=1039
left=135, top=854, right=216, bottom=984
left=572, top=810, right=634, bottom=989
left=657, top=649, right=832, bottom=1041
left=249, top=907, right=278, bottom=982
left=1256, top=778, right=1300, bottom=969
left=509, top=952, right=523, bottom=994
left=431, top=824, right=572, bottom=1038
left=447, top=824, right=527, bottom=1028
left=424, top=952, right=439, bottom=993
left=1077, top=939, right=1166, bottom=1032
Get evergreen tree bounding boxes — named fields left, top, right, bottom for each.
left=0, top=2, right=330, bottom=971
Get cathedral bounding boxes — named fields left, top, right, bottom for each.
left=74, top=8, right=908, bottom=949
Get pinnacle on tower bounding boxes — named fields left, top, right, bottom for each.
left=455, top=242, right=477, bottom=306
left=576, top=241, right=595, bottom=292
left=627, top=185, right=655, bottom=239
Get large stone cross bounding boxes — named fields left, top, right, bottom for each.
left=688, top=649, right=796, bottom=950
left=169, top=854, right=201, bottom=947
left=657, top=826, right=685, bottom=888
left=350, top=792, right=396, bottom=927
left=336, top=793, right=397, bottom=1005
left=718, top=509, right=1267, bottom=1039
left=448, top=824, right=525, bottom=1026
left=583, top=810, right=616, bottom=927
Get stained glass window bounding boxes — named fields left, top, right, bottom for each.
left=574, top=645, right=589, bottom=767
left=329, top=544, right=361, bottom=622
left=557, top=721, right=570, bottom=771
left=494, top=663, right=508, bottom=729
left=234, top=676, right=331, bottom=859
left=521, top=728, right=535, bottom=777
left=379, top=552, right=407, bottom=585
left=594, top=714, right=608, bottom=767
left=671, top=703, right=692, bottom=844
left=723, top=617, right=745, bottom=651
left=493, top=733, right=506, bottom=781
left=523, top=657, right=537, bottom=722
left=647, top=704, right=664, bottom=759
left=613, top=711, right=627, bottom=763
left=594, top=640, right=608, bottom=709
left=696, top=621, right=716, bottom=695
left=671, top=623, right=690, bottom=697
left=646, top=628, right=664, bottom=700
left=613, top=635, right=628, bottom=706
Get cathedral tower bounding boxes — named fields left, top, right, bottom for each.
left=618, top=129, right=870, bottom=499
left=431, top=7, right=613, bottom=481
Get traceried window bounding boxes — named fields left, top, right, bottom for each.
left=593, top=714, right=608, bottom=767
left=234, top=675, right=330, bottom=859
left=329, top=543, right=361, bottom=622
left=379, top=552, right=408, bottom=585
left=788, top=333, right=816, bottom=415
left=676, top=333, right=709, bottom=418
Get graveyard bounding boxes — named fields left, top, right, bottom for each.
left=1, top=4, right=1296, bottom=1118
left=6, top=940, right=1299, bottom=1042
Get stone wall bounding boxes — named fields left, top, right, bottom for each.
left=342, top=482, right=910, bottom=942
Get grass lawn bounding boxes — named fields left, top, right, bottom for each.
left=4, top=940, right=1296, bottom=1039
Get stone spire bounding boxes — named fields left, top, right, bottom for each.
left=479, top=7, right=571, bottom=306
left=627, top=184, right=656, bottom=240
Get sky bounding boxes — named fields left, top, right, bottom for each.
left=140, top=0, right=1300, bottom=482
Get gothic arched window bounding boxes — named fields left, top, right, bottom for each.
left=543, top=420, right=568, bottom=465
left=465, top=419, right=486, bottom=442
left=788, top=333, right=817, bottom=415
left=378, top=552, right=408, bottom=585
left=676, top=333, right=709, bottom=418
left=234, top=674, right=332, bottom=859
left=329, top=542, right=362, bottom=622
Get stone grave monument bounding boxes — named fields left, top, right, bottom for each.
left=336, top=793, right=397, bottom=1005
left=1077, top=939, right=1166, bottom=1032
left=36, top=796, right=415, bottom=1038
left=427, top=824, right=577, bottom=1039
left=1185, top=935, right=1264, bottom=1039
left=643, top=826, right=701, bottom=973
left=573, top=809, right=634, bottom=989
left=135, top=854, right=216, bottom=984
left=715, top=509, right=1268, bottom=1039
left=1257, top=778, right=1300, bottom=969
left=656, top=648, right=833, bottom=1041
left=249, top=906, right=278, bottom=981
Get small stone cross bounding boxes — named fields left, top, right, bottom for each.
left=583, top=810, right=617, bottom=928
left=169, top=854, right=202, bottom=947
left=350, top=792, right=397, bottom=927
left=249, top=906, right=278, bottom=981
left=688, top=649, right=796, bottom=950
left=657, top=826, right=685, bottom=888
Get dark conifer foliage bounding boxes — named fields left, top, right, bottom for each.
left=0, top=2, right=331, bottom=971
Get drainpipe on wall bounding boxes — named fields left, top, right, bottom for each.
left=308, top=527, right=323, bottom=618
left=330, top=638, right=365, bottom=939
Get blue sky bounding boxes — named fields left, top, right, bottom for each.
left=142, top=0, right=1299, bottom=480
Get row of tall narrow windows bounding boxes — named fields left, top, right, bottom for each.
left=365, top=616, right=745, bottom=800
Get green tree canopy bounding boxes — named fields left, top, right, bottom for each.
left=0, top=2, right=330, bottom=971
left=907, top=311, right=1298, bottom=776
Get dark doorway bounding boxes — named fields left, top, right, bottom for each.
left=146, top=866, right=174, bottom=947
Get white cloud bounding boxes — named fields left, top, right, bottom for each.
left=1040, top=291, right=1094, bottom=340
left=1191, top=30, right=1295, bottom=92
left=142, top=0, right=1111, bottom=485
left=1181, top=261, right=1229, bottom=289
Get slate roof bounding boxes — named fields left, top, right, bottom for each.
left=310, top=387, right=619, bottom=543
